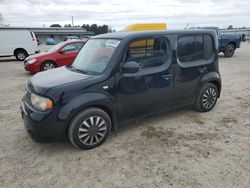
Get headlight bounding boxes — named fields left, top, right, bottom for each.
left=30, top=93, right=53, bottom=111
left=27, top=59, right=36, bottom=64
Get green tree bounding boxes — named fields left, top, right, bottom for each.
left=82, top=24, right=109, bottom=34
left=50, top=24, right=62, bottom=27
left=64, top=24, right=72, bottom=27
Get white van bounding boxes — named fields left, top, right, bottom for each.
left=0, top=28, right=39, bottom=61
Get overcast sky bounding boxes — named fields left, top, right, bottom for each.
left=0, top=0, right=249, bottom=30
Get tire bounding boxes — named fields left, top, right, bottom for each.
left=41, top=61, right=56, bottom=71
left=68, top=108, right=111, bottom=149
left=15, top=49, right=28, bottom=61
left=195, top=83, right=219, bottom=112
left=224, top=44, right=235, bottom=58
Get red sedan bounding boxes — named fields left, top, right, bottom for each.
left=24, top=40, right=86, bottom=73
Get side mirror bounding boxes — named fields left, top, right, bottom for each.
left=122, top=61, right=139, bottom=74
left=59, top=50, right=65, bottom=54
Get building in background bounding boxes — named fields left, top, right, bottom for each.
left=0, top=27, right=94, bottom=44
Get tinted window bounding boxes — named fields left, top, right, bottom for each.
left=177, top=36, right=196, bottom=62
left=195, top=36, right=204, bottom=60
left=177, top=35, right=214, bottom=63
left=204, top=35, right=213, bottom=60
left=125, top=38, right=168, bottom=69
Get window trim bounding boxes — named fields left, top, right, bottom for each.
left=176, top=34, right=216, bottom=68
left=121, top=35, right=172, bottom=77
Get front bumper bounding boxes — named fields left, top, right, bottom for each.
left=23, top=61, right=40, bottom=73
left=20, top=99, right=67, bottom=142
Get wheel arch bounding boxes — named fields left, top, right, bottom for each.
left=65, top=104, right=118, bottom=136
left=200, top=72, right=221, bottom=97
left=227, top=41, right=237, bottom=49
left=58, top=92, right=119, bottom=136
left=14, top=48, right=28, bottom=56
left=208, top=80, right=221, bottom=97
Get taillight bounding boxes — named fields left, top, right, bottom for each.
left=30, top=32, right=36, bottom=41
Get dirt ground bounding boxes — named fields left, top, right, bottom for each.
left=0, top=43, right=250, bottom=188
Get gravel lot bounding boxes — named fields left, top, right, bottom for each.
left=0, top=43, right=250, bottom=188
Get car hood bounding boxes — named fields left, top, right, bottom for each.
left=28, top=66, right=94, bottom=95
left=26, top=52, right=53, bottom=60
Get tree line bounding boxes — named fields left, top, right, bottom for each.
left=50, top=23, right=110, bottom=34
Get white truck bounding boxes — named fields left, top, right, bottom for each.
left=0, top=28, right=39, bottom=61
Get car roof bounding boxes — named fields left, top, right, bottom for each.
left=93, top=29, right=216, bottom=39
left=63, top=39, right=86, bottom=44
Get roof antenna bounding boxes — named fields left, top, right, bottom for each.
left=184, top=23, right=190, bottom=29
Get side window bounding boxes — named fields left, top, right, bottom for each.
left=177, top=34, right=214, bottom=64
left=74, top=43, right=84, bottom=51
left=195, top=36, right=204, bottom=60
left=177, top=36, right=196, bottom=62
left=125, top=37, right=168, bottom=69
left=62, top=43, right=83, bottom=52
left=204, top=35, right=214, bottom=60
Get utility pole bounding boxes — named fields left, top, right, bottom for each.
left=71, top=16, right=74, bottom=27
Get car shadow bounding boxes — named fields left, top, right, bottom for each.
left=0, top=58, right=18, bottom=62
left=21, top=107, right=193, bottom=153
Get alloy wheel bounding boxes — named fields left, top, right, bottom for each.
left=17, top=52, right=25, bottom=60
left=43, top=63, right=55, bottom=70
left=202, top=87, right=217, bottom=109
left=78, top=116, right=107, bottom=146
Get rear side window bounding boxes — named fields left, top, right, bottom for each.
left=125, top=37, right=169, bottom=69
left=177, top=34, right=214, bottom=63
left=204, top=35, right=213, bottom=60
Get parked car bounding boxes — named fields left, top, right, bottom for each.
left=197, top=27, right=241, bottom=57
left=0, top=28, right=39, bottom=61
left=20, top=30, right=221, bottom=149
left=24, top=40, right=86, bottom=73
left=64, top=36, right=80, bottom=41
left=46, top=38, right=56, bottom=45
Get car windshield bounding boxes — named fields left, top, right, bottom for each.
left=71, top=39, right=120, bottom=74
left=47, top=42, right=66, bottom=52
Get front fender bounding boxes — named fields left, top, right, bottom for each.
left=57, top=92, right=118, bottom=127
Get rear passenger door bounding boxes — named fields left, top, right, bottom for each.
left=174, top=34, right=215, bottom=106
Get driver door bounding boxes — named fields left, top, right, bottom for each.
left=116, top=37, right=174, bottom=123
left=57, top=43, right=83, bottom=66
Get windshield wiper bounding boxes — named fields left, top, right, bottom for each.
left=67, top=65, right=88, bottom=74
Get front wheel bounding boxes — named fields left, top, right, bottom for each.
left=195, top=83, right=218, bottom=112
left=41, top=61, right=56, bottom=71
left=224, top=44, right=235, bottom=58
left=68, top=108, right=111, bottom=149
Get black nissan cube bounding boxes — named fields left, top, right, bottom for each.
left=20, top=30, right=221, bottom=149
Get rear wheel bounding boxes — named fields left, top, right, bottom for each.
left=195, top=83, right=218, bottom=112
left=15, top=49, right=28, bottom=61
left=41, top=61, right=56, bottom=71
left=68, top=108, right=111, bottom=149
left=224, top=44, right=235, bottom=58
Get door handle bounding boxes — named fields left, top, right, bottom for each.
left=162, top=74, right=172, bottom=80
left=198, top=67, right=207, bottom=73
